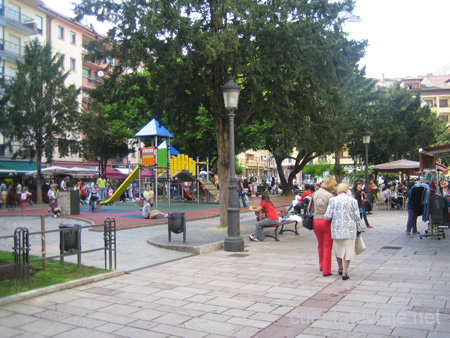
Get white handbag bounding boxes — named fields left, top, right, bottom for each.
left=355, top=235, right=366, bottom=255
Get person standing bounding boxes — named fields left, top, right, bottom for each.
left=236, top=171, right=247, bottom=208
left=311, top=177, right=337, bottom=277
left=406, top=182, right=424, bottom=235
left=353, top=182, right=372, bottom=228
left=325, top=183, right=362, bottom=280
left=89, top=186, right=99, bottom=212
left=20, top=187, right=32, bottom=211
left=96, top=175, right=107, bottom=202
left=7, top=182, right=16, bottom=208
left=249, top=192, right=279, bottom=242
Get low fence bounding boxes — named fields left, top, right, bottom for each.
left=0, top=217, right=116, bottom=291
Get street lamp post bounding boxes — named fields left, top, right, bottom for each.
left=362, top=130, right=371, bottom=196
left=222, top=76, right=244, bottom=252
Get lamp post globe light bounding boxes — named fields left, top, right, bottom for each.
left=362, top=130, right=371, bottom=195
left=222, top=76, right=244, bottom=252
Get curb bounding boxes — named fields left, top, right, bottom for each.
left=0, top=270, right=125, bottom=306
left=147, top=222, right=301, bottom=255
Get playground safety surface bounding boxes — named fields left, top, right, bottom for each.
left=0, top=197, right=292, bottom=230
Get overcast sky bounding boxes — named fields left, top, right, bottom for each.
left=44, top=0, right=450, bottom=80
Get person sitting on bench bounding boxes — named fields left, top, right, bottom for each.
left=249, top=192, right=279, bottom=242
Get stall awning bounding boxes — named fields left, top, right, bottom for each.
left=0, top=160, right=37, bottom=175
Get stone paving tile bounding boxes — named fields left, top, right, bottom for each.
left=63, top=297, right=113, bottom=311
left=206, top=296, right=255, bottom=310
left=1, top=303, right=46, bottom=315
left=95, top=322, right=125, bottom=334
left=390, top=327, right=429, bottom=338
left=227, top=316, right=271, bottom=329
left=200, top=312, right=233, bottom=323
left=0, top=313, right=39, bottom=327
left=54, top=327, right=121, bottom=338
left=87, top=309, right=138, bottom=325
left=0, top=325, right=23, bottom=338
left=183, top=302, right=229, bottom=314
left=182, top=317, right=245, bottom=336
left=127, top=319, right=160, bottom=331
left=60, top=315, right=109, bottom=329
left=19, top=318, right=76, bottom=336
left=233, top=326, right=261, bottom=338
left=301, top=327, right=367, bottom=337
left=222, top=308, right=256, bottom=318
left=114, top=325, right=167, bottom=338
left=152, top=322, right=209, bottom=337
left=352, top=322, right=393, bottom=335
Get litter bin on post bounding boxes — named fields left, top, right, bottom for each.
left=168, top=212, right=186, bottom=243
left=59, top=223, right=81, bottom=253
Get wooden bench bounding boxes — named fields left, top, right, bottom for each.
left=261, top=209, right=299, bottom=241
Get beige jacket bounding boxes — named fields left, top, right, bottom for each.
left=312, top=188, right=334, bottom=219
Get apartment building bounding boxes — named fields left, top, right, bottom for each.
left=401, top=75, right=450, bottom=123
left=0, top=0, right=46, bottom=173
left=0, top=1, right=130, bottom=174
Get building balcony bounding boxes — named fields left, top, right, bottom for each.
left=0, top=39, right=24, bottom=62
left=0, top=6, right=36, bottom=36
left=437, top=107, right=450, bottom=114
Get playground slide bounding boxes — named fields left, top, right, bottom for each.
left=100, top=166, right=140, bottom=205
left=183, top=188, right=194, bottom=200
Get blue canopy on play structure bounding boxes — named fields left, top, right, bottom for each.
left=135, top=119, right=173, bottom=138
left=158, top=140, right=180, bottom=156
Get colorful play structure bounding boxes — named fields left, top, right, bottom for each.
left=101, top=119, right=219, bottom=206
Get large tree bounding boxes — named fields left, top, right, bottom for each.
left=348, top=82, right=450, bottom=164
left=75, top=0, right=363, bottom=226
left=81, top=72, right=156, bottom=176
left=0, top=39, right=80, bottom=204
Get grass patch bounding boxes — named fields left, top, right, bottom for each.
left=0, top=251, right=108, bottom=298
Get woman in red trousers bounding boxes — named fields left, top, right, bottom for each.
left=310, top=177, right=337, bottom=276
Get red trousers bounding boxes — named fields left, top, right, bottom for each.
left=313, top=218, right=333, bottom=275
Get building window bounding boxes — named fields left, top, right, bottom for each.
left=82, top=67, right=90, bottom=77
left=36, top=15, right=43, bottom=34
left=440, top=114, right=449, bottom=122
left=439, top=99, right=448, bottom=108
left=424, top=100, right=434, bottom=107
left=70, top=31, right=76, bottom=45
left=58, top=26, right=64, bottom=40
left=70, top=58, right=76, bottom=71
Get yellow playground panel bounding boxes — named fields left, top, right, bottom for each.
left=170, top=154, right=196, bottom=176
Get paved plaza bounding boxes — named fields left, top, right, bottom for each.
left=0, top=207, right=449, bottom=337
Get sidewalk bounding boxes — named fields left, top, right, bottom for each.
left=1, top=208, right=449, bottom=337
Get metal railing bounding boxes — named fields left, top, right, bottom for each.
left=0, top=39, right=24, bottom=57
left=0, top=6, right=34, bottom=25
left=0, top=218, right=117, bottom=292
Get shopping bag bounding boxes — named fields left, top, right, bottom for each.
left=355, top=235, right=366, bottom=255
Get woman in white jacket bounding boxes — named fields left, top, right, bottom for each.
left=325, top=183, right=362, bottom=280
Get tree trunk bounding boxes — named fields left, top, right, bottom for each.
left=216, top=116, right=230, bottom=228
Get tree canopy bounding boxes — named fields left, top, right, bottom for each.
left=0, top=38, right=80, bottom=203
left=75, top=0, right=367, bottom=224
left=348, top=83, right=450, bottom=165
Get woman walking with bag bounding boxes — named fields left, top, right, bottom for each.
left=249, top=192, right=279, bottom=242
left=325, top=183, right=362, bottom=280
left=311, top=177, right=337, bottom=276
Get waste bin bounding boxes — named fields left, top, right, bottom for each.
left=59, top=223, right=81, bottom=253
left=168, top=212, right=186, bottom=243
